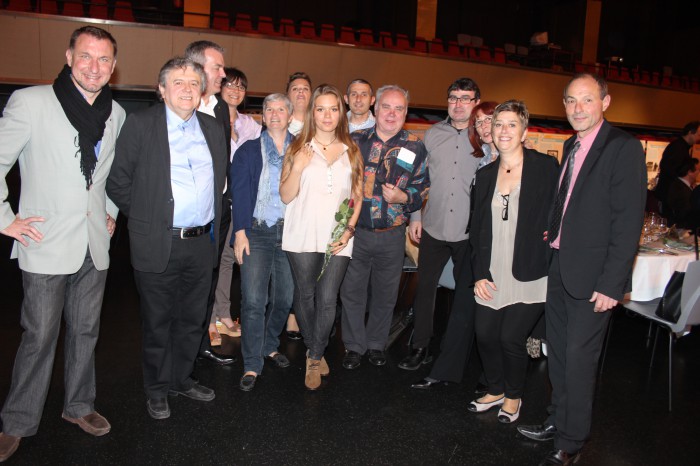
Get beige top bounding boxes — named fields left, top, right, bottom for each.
left=475, top=185, right=547, bottom=309
left=282, top=141, right=354, bottom=257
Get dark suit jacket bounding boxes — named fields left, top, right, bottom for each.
left=230, top=136, right=263, bottom=237
left=470, top=148, right=559, bottom=283
left=666, top=178, right=694, bottom=228
left=106, top=103, right=228, bottom=273
left=556, top=120, right=647, bottom=300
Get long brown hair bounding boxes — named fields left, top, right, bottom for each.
left=282, top=84, right=364, bottom=197
left=468, top=101, right=498, bottom=158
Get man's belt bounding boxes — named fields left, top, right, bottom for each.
left=171, top=222, right=212, bottom=239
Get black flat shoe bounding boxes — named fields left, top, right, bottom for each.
left=410, top=378, right=448, bottom=390
left=367, top=349, right=386, bottom=366
left=239, top=374, right=257, bottom=392
left=517, top=423, right=557, bottom=441
left=286, top=330, right=302, bottom=340
left=539, top=449, right=581, bottom=465
left=265, top=353, right=290, bottom=368
left=198, top=349, right=236, bottom=365
left=146, top=398, right=170, bottom=420
left=342, top=350, right=361, bottom=370
left=168, top=382, right=215, bottom=401
left=398, top=347, right=433, bottom=370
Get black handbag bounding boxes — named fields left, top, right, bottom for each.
left=654, top=271, right=685, bottom=323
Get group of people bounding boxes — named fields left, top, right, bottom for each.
left=0, top=25, right=649, bottom=466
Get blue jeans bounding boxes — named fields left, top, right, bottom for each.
left=239, top=221, right=293, bottom=374
left=287, top=252, right=350, bottom=360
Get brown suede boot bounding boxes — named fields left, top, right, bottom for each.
left=320, top=356, right=330, bottom=377
left=305, top=359, right=322, bottom=390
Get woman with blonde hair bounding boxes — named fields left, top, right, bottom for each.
left=280, top=84, right=363, bottom=390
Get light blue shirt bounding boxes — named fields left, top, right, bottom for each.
left=166, top=107, right=215, bottom=228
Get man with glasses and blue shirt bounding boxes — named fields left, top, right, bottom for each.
left=401, top=78, right=482, bottom=372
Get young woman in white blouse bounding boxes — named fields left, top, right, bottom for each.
left=280, top=85, right=363, bottom=390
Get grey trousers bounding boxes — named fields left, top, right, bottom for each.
left=340, top=225, right=406, bottom=354
left=1, top=252, right=106, bottom=437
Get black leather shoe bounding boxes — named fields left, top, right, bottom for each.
left=146, top=398, right=170, bottom=420
left=517, top=423, right=557, bottom=441
left=286, top=330, right=302, bottom=340
left=265, top=353, right=290, bottom=368
left=398, top=347, right=433, bottom=370
left=342, top=350, right=361, bottom=369
left=539, top=449, right=581, bottom=465
left=474, top=381, right=488, bottom=397
left=239, top=374, right=257, bottom=392
left=168, top=382, right=215, bottom=401
left=367, top=349, right=386, bottom=366
left=198, top=349, right=236, bottom=365
left=410, top=378, right=448, bottom=390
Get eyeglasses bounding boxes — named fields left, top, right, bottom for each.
left=447, top=95, right=477, bottom=105
left=501, top=194, right=510, bottom=221
left=474, top=116, right=493, bottom=128
left=224, top=82, right=246, bottom=91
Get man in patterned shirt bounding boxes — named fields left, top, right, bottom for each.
left=340, top=84, right=430, bottom=369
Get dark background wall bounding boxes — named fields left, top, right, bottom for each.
left=215, top=0, right=698, bottom=78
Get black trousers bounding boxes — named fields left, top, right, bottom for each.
left=135, top=234, right=214, bottom=398
left=475, top=302, right=543, bottom=399
left=428, top=241, right=481, bottom=383
left=411, top=231, right=470, bottom=349
left=545, top=251, right=611, bottom=453
left=199, top=195, right=232, bottom=353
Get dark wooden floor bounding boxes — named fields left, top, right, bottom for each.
left=1, top=226, right=699, bottom=465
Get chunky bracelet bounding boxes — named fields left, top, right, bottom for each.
left=345, top=224, right=356, bottom=235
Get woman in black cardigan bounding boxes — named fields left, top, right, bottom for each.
left=467, top=100, right=559, bottom=423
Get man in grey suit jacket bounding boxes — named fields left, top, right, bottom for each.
left=0, top=26, right=125, bottom=462
left=107, top=57, right=228, bottom=420
left=517, top=73, right=646, bottom=465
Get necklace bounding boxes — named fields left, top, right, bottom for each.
left=500, top=160, right=523, bottom=173
left=314, top=135, right=337, bottom=151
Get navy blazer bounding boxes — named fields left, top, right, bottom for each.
left=230, top=136, right=264, bottom=238
left=470, top=148, right=559, bottom=283
left=555, top=120, right=647, bottom=300
left=107, top=104, right=228, bottom=273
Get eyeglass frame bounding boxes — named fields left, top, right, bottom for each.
left=447, top=95, right=477, bottom=105
left=474, top=116, right=493, bottom=128
left=501, top=193, right=510, bottom=221
left=224, top=82, right=247, bottom=92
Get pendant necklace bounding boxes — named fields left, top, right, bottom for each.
left=314, top=135, right=337, bottom=151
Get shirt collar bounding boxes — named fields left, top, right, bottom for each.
left=575, top=118, right=605, bottom=150
left=165, top=105, right=198, bottom=132
left=198, top=94, right=218, bottom=117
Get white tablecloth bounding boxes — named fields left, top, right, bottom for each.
left=630, top=244, right=696, bottom=301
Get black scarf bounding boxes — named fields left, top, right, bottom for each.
left=53, top=64, right=113, bottom=190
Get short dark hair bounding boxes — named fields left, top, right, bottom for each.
left=286, top=72, right=312, bottom=92
left=223, top=67, right=248, bottom=90
left=677, top=157, right=699, bottom=177
left=69, top=26, right=117, bottom=57
left=184, top=40, right=225, bottom=66
left=447, top=78, right=480, bottom=101
left=564, top=72, right=608, bottom=99
left=681, top=121, right=700, bottom=136
left=346, top=78, right=374, bottom=96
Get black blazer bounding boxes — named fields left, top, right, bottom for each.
left=470, top=148, right=559, bottom=283
left=107, top=103, right=228, bottom=273
left=555, top=120, right=647, bottom=300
